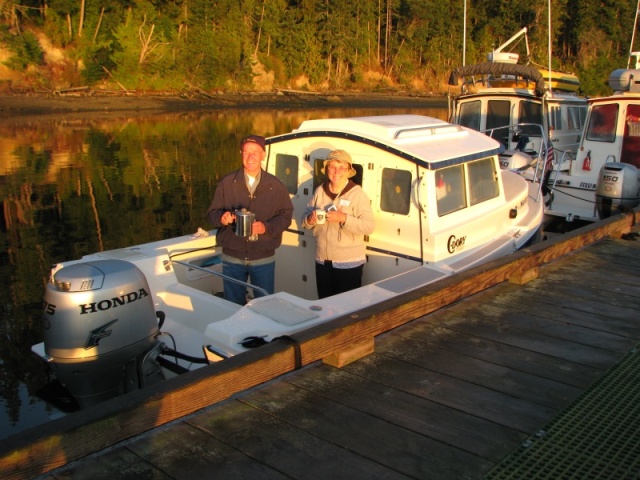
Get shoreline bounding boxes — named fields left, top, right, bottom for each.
left=0, top=91, right=449, bottom=119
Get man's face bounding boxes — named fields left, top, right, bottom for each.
left=242, top=142, right=265, bottom=176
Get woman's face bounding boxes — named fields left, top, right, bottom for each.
left=326, top=160, right=350, bottom=185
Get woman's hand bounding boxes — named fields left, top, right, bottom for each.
left=306, top=211, right=317, bottom=225
left=327, top=209, right=346, bottom=223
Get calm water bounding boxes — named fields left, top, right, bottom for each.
left=0, top=103, right=448, bottom=440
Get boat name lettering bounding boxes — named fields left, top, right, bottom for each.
left=579, top=182, right=597, bottom=189
left=447, top=235, right=467, bottom=254
left=79, top=288, right=149, bottom=314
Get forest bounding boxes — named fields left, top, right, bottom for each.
left=0, top=0, right=638, bottom=98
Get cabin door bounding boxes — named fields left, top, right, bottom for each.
left=363, top=163, right=424, bottom=285
left=621, top=103, right=640, bottom=168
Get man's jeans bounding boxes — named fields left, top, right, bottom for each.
left=222, top=257, right=275, bottom=305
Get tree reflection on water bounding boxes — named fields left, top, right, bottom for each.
left=0, top=105, right=446, bottom=439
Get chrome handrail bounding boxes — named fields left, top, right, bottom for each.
left=167, top=259, right=270, bottom=297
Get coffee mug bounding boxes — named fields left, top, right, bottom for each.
left=315, top=209, right=326, bottom=224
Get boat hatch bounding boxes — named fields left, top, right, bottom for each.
left=247, top=298, right=320, bottom=326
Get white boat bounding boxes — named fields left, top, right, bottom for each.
left=448, top=63, right=587, bottom=165
left=31, top=114, right=545, bottom=411
left=449, top=28, right=588, bottom=225
left=449, top=27, right=587, bottom=171
left=545, top=68, right=640, bottom=221
left=541, top=0, right=640, bottom=223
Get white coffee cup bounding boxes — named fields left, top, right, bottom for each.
left=315, top=209, right=326, bottom=224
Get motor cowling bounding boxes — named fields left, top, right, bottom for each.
left=43, top=259, right=161, bottom=408
left=596, top=162, right=640, bottom=218
left=499, top=150, right=535, bottom=172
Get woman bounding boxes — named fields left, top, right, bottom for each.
left=302, top=149, right=375, bottom=298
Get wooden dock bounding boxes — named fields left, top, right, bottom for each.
left=2, top=211, right=640, bottom=479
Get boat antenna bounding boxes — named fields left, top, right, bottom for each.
left=548, top=0, right=553, bottom=91
left=463, top=0, right=467, bottom=66
left=629, top=0, right=640, bottom=69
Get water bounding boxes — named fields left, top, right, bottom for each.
left=0, top=103, right=447, bottom=440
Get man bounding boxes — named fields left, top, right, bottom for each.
left=207, top=135, right=293, bottom=304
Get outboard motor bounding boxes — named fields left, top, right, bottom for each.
left=499, top=150, right=534, bottom=172
left=43, top=259, right=164, bottom=409
left=595, top=162, right=640, bottom=218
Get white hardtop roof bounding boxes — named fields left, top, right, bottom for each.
left=282, top=114, right=501, bottom=168
left=469, top=87, right=585, bottom=102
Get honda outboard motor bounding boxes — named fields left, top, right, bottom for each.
left=43, top=259, right=164, bottom=409
left=499, top=150, right=534, bottom=172
left=595, top=162, right=640, bottom=218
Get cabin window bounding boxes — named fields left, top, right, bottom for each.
left=586, top=103, right=618, bottom=142
left=381, top=168, right=411, bottom=214
left=275, top=153, right=299, bottom=195
left=436, top=165, right=466, bottom=216
left=567, top=106, right=587, bottom=130
left=468, top=158, right=499, bottom=205
left=621, top=104, right=640, bottom=168
left=486, top=100, right=511, bottom=145
left=313, top=158, right=363, bottom=192
left=458, top=101, right=482, bottom=131
left=549, top=106, right=562, bottom=130
left=518, top=101, right=543, bottom=137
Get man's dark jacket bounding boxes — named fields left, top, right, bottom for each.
left=207, top=168, right=293, bottom=261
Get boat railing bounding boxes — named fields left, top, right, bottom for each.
left=168, top=259, right=270, bottom=297
left=543, top=149, right=577, bottom=207
left=482, top=122, right=550, bottom=202
left=483, top=122, right=547, bottom=164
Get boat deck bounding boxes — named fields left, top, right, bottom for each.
left=34, top=222, right=640, bottom=480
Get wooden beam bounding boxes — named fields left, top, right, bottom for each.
left=323, top=336, right=375, bottom=368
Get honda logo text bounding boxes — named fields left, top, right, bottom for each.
left=79, top=288, right=149, bottom=314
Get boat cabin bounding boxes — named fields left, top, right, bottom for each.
left=449, top=64, right=587, bottom=168
left=266, top=115, right=540, bottom=300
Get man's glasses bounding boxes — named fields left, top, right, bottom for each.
left=327, top=165, right=348, bottom=172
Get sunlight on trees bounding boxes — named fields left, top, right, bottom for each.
left=0, top=0, right=637, bottom=96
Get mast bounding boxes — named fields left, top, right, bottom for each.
left=548, top=0, right=553, bottom=91
left=463, top=0, right=467, bottom=66
left=628, top=0, right=640, bottom=69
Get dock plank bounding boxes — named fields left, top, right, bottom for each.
left=286, top=364, right=525, bottom=461
left=392, top=324, right=602, bottom=388
left=343, top=352, right=556, bottom=433
left=240, top=381, right=492, bottom=480
left=374, top=334, right=582, bottom=409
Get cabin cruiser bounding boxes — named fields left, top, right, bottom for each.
left=448, top=28, right=589, bottom=226
left=32, top=114, right=545, bottom=411
left=544, top=68, right=640, bottom=222
left=448, top=28, right=587, bottom=168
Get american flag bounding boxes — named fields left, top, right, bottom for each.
left=545, top=140, right=554, bottom=171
